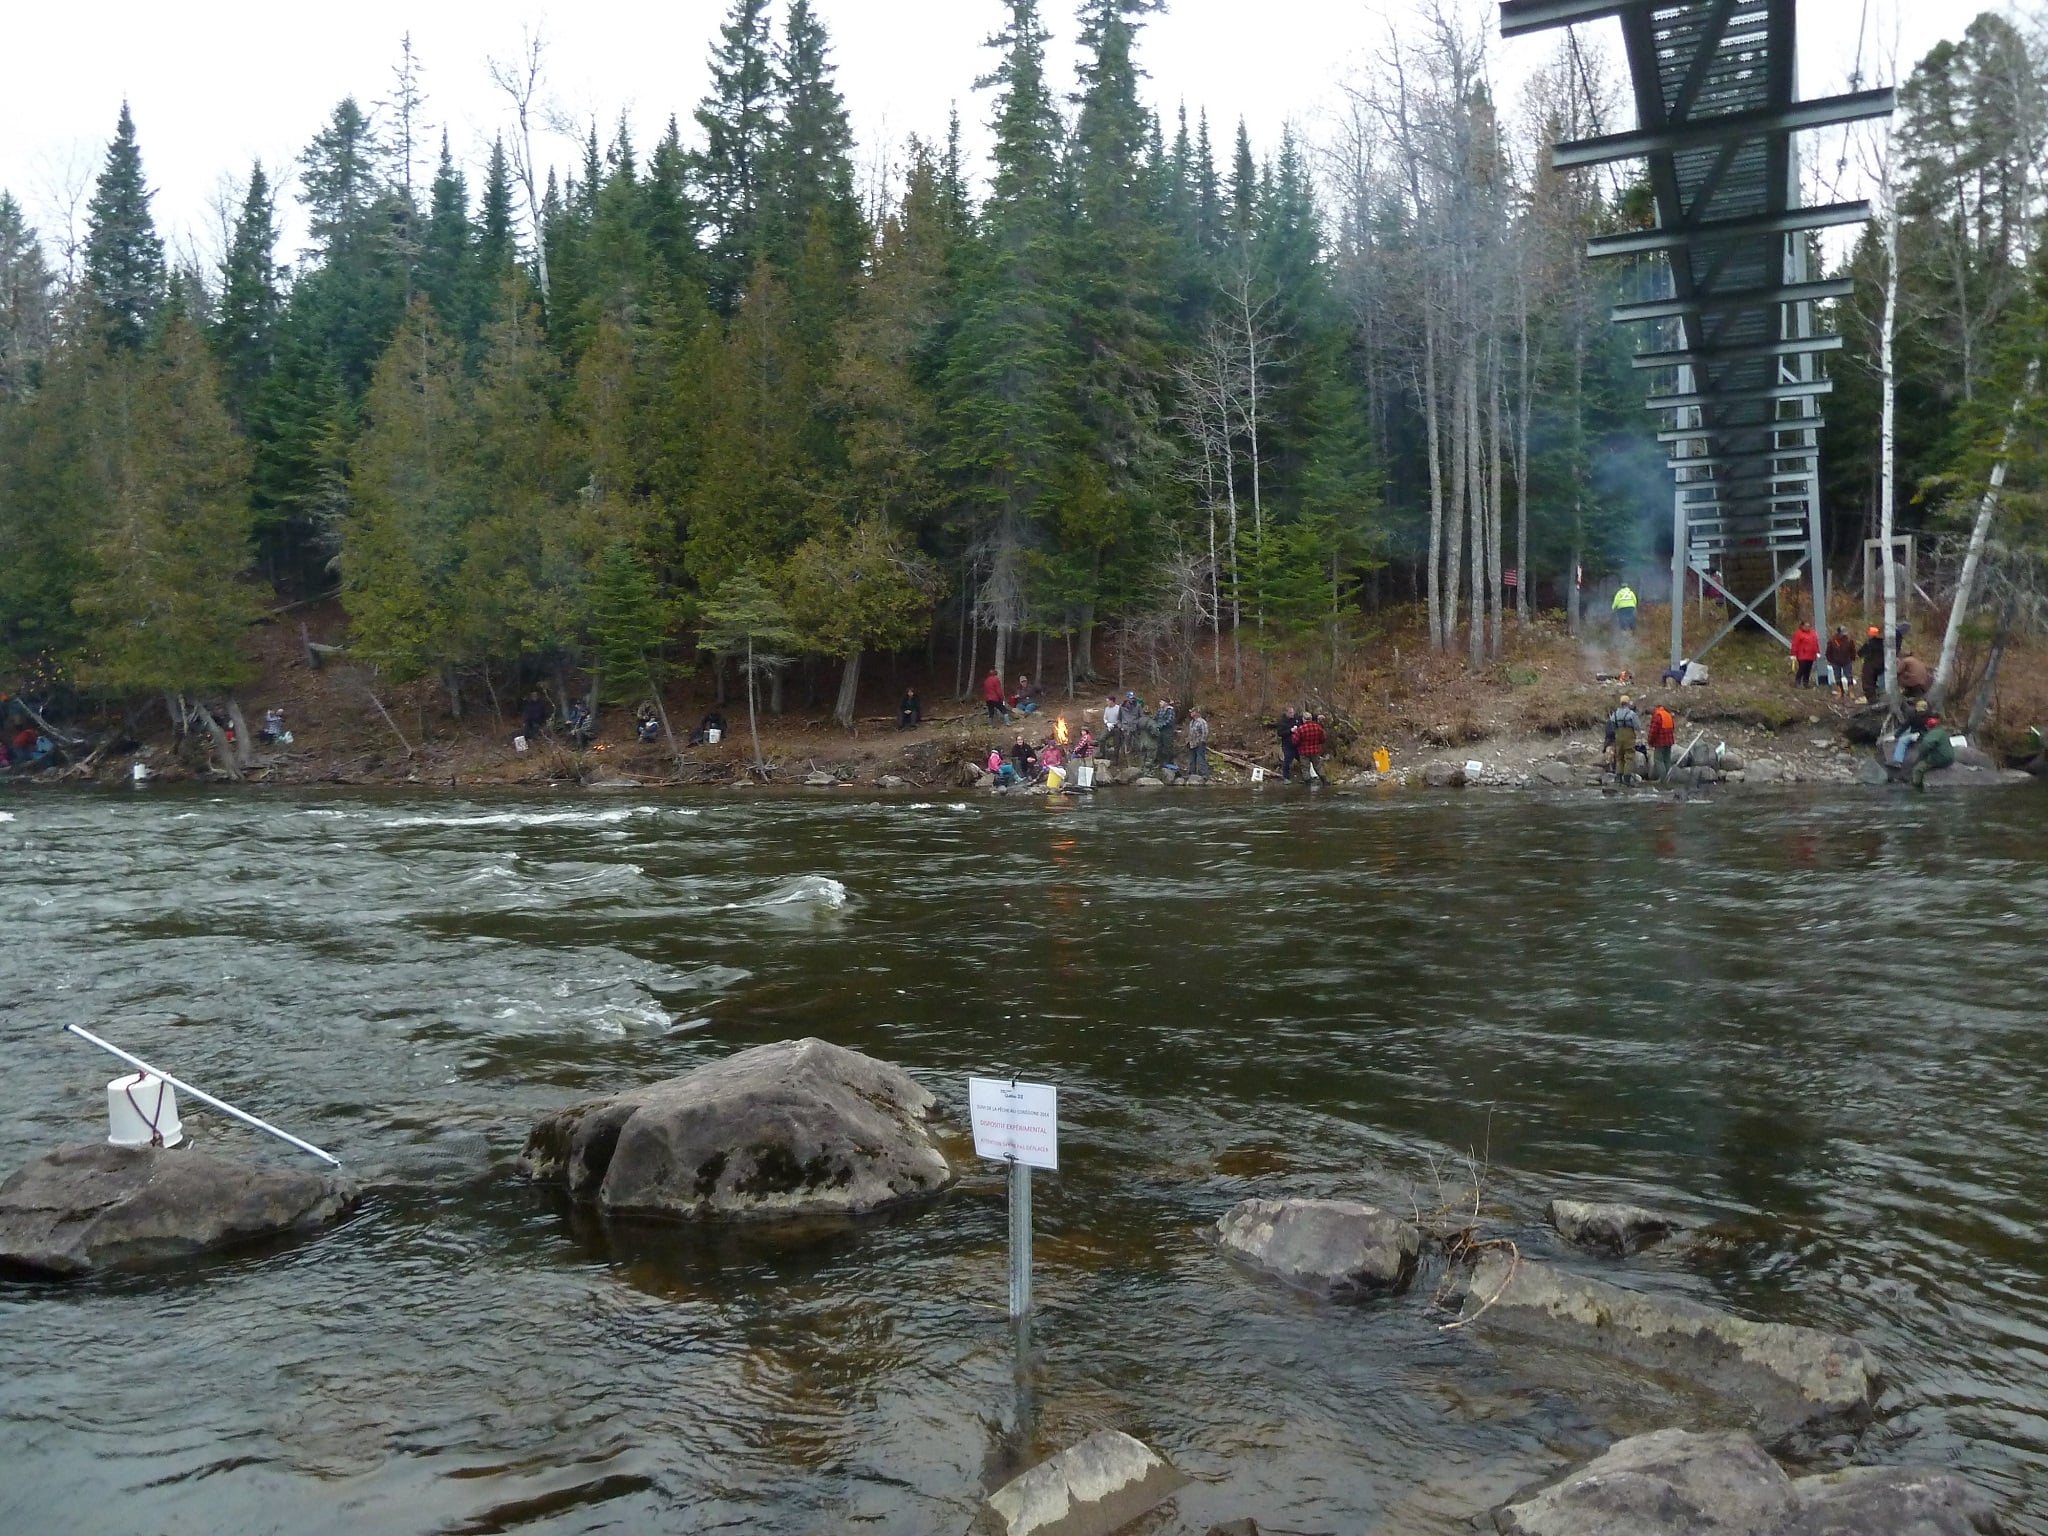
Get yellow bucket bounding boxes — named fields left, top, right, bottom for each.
left=1372, top=747, right=1392, bottom=774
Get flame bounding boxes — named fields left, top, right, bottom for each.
left=1054, top=716, right=1070, bottom=745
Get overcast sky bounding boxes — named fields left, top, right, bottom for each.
left=0, top=0, right=1958, bottom=271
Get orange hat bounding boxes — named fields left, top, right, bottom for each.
left=1868, top=626, right=1881, bottom=636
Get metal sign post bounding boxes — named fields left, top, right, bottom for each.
left=968, top=1076, right=1058, bottom=1321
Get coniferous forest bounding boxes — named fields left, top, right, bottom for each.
left=1, top=0, right=2044, bottom=731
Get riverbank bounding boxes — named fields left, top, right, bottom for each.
left=15, top=599, right=2048, bottom=793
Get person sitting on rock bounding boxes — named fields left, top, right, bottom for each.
left=1074, top=727, right=1096, bottom=759
left=1010, top=734, right=1038, bottom=782
left=1014, top=675, right=1041, bottom=715
left=635, top=707, right=661, bottom=744
left=565, top=699, right=595, bottom=747
left=1895, top=708, right=1956, bottom=789
left=898, top=688, right=921, bottom=729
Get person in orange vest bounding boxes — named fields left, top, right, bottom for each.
left=1646, top=701, right=1678, bottom=781
left=1790, top=620, right=1821, bottom=688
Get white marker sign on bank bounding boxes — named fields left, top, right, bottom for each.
left=968, top=1077, right=1058, bottom=1171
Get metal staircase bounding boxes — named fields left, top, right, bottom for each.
left=1500, top=0, right=1894, bottom=664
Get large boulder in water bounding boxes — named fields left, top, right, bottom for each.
left=1456, top=1254, right=1879, bottom=1445
left=1547, top=1197, right=1680, bottom=1255
left=976, top=1430, right=1188, bottom=1536
left=1492, top=1427, right=2001, bottom=1535
left=0, top=1142, right=360, bottom=1279
left=517, top=1037, right=954, bottom=1220
left=1216, top=1197, right=1420, bottom=1296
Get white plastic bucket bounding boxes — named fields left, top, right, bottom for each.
left=1251, top=766, right=1267, bottom=784
left=706, top=727, right=723, bottom=744
left=107, top=1073, right=184, bottom=1149
left=130, top=762, right=149, bottom=783
left=1074, top=762, right=1095, bottom=790
left=513, top=734, right=529, bottom=753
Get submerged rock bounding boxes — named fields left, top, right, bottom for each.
left=1547, top=1197, right=1680, bottom=1255
left=0, top=1142, right=359, bottom=1279
left=1457, top=1254, right=1879, bottom=1443
left=1492, top=1427, right=2001, bottom=1535
left=517, top=1037, right=954, bottom=1221
left=1216, top=1197, right=1420, bottom=1297
left=976, top=1429, right=1187, bottom=1536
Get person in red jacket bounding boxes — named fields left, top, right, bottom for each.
left=982, top=668, right=1010, bottom=723
left=1790, top=621, right=1821, bottom=688
left=1292, top=711, right=1328, bottom=783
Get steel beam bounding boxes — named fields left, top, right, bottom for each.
left=1644, top=379, right=1834, bottom=410
left=1499, top=0, right=1637, bottom=36
left=1588, top=201, right=1869, bottom=258
left=1658, top=420, right=1825, bottom=442
left=1612, top=278, right=1854, bottom=322
left=1553, top=89, right=1894, bottom=169
left=1631, top=335, right=1843, bottom=368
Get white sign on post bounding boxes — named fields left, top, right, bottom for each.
left=968, top=1077, right=1058, bottom=1170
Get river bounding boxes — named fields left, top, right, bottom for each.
left=1, top=784, right=2043, bottom=1534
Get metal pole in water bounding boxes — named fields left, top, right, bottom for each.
left=1008, top=1156, right=1032, bottom=1320
left=64, top=1025, right=342, bottom=1166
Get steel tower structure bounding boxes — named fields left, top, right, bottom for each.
left=1500, top=0, right=1894, bottom=665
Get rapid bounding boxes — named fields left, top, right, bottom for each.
left=1, top=784, right=2044, bottom=1533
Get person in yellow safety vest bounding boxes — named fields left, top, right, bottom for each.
left=1611, top=583, right=1639, bottom=634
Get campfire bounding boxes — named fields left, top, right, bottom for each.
left=1055, top=716, right=1070, bottom=746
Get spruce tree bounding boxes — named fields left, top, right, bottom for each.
left=342, top=300, right=472, bottom=679
left=764, top=0, right=865, bottom=287
left=83, top=103, right=166, bottom=350
left=213, top=165, right=282, bottom=423
left=73, top=316, right=261, bottom=695
left=0, top=193, right=57, bottom=400
left=478, top=137, right=518, bottom=284
left=694, top=0, right=776, bottom=315
left=421, top=134, right=478, bottom=338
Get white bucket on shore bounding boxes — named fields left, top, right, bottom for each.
left=130, top=762, right=149, bottom=783
left=706, top=727, right=723, bottom=744
left=107, top=1072, right=184, bottom=1148
left=1073, top=762, right=1094, bottom=790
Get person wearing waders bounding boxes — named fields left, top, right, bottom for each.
left=1611, top=582, right=1639, bottom=635
left=1646, top=701, right=1677, bottom=782
left=1186, top=709, right=1210, bottom=778
left=1606, top=696, right=1642, bottom=783
left=1277, top=706, right=1301, bottom=781
left=1858, top=626, right=1885, bottom=703
left=1293, top=711, right=1328, bottom=784
left=1152, top=698, right=1177, bottom=772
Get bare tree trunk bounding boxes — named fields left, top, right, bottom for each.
left=1488, top=349, right=1506, bottom=658
left=833, top=650, right=861, bottom=730
left=1879, top=169, right=1902, bottom=717
left=195, top=705, right=243, bottom=780
left=1446, top=345, right=1468, bottom=658
left=1932, top=357, right=2039, bottom=711
left=1423, top=320, right=1445, bottom=651
left=1465, top=348, right=1484, bottom=669
left=1966, top=598, right=2013, bottom=736
left=223, top=699, right=256, bottom=769
left=744, top=637, right=764, bottom=769
left=1515, top=257, right=1532, bottom=626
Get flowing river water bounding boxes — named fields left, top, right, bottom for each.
left=1, top=783, right=2044, bottom=1534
